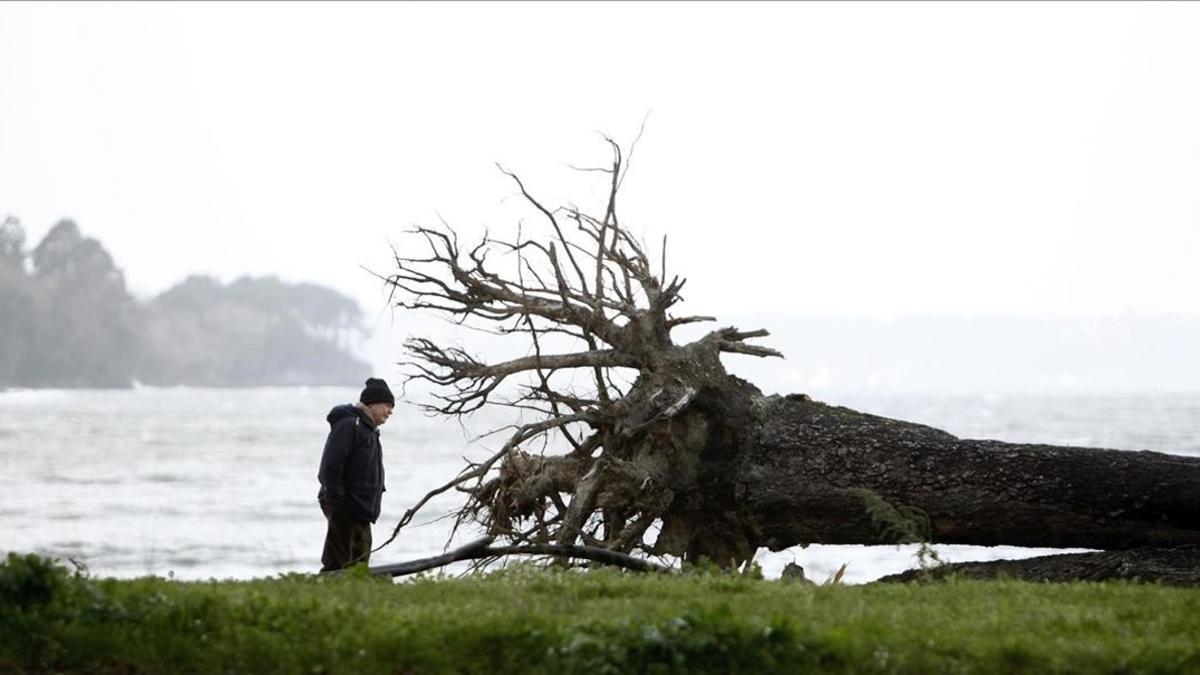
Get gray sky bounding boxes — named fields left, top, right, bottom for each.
left=3, top=2, right=1199, bottom=388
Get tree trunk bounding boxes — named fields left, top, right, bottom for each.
left=735, top=395, right=1200, bottom=554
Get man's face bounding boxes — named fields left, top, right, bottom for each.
left=367, top=402, right=394, bottom=427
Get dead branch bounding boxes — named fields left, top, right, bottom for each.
left=376, top=137, right=782, bottom=566
left=362, top=536, right=677, bottom=578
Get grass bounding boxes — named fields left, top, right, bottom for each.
left=2, top=553, right=1199, bottom=674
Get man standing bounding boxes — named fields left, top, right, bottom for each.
left=317, top=377, right=394, bottom=572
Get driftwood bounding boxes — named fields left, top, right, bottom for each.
left=363, top=536, right=674, bottom=578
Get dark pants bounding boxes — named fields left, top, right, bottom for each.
left=320, top=501, right=372, bottom=572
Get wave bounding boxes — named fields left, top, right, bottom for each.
left=0, top=388, right=75, bottom=403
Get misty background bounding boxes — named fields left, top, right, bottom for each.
left=0, top=217, right=368, bottom=388
left=4, top=2, right=1199, bottom=397
left=3, top=214, right=1198, bottom=394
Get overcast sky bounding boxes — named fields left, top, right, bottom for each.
left=3, top=2, right=1199, bottom=385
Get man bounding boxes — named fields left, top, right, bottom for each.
left=317, top=377, right=394, bottom=572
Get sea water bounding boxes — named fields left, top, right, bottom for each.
left=1, top=387, right=1197, bottom=583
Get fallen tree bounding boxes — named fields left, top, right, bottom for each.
left=744, top=396, right=1200, bottom=555
left=375, top=138, right=1200, bottom=581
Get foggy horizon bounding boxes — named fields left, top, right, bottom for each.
left=2, top=215, right=1197, bottom=394
left=16, top=211, right=1200, bottom=318
left=3, top=2, right=1200, bottom=393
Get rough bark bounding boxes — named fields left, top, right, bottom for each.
left=738, top=396, right=1200, bottom=553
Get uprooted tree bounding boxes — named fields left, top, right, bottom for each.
left=377, top=139, right=1200, bottom=581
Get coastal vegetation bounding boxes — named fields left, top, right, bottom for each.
left=0, top=217, right=368, bottom=388
left=3, top=554, right=1198, bottom=674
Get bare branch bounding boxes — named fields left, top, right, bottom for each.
left=370, top=136, right=784, bottom=568
left=719, top=342, right=785, bottom=358
left=497, top=164, right=592, bottom=296
left=704, top=327, right=785, bottom=359
left=362, top=537, right=676, bottom=577
left=666, top=315, right=716, bottom=329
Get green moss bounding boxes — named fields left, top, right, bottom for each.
left=2, top=553, right=1199, bottom=674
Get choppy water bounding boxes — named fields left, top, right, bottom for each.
left=1, top=387, right=1197, bottom=583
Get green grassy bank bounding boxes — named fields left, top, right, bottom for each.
left=2, top=553, right=1199, bottom=674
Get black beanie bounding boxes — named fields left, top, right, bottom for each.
left=360, top=378, right=395, bottom=407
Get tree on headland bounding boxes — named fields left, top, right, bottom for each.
left=26, top=219, right=145, bottom=388
left=375, top=140, right=1200, bottom=581
left=0, top=219, right=370, bottom=388
left=0, top=218, right=143, bottom=387
left=140, top=274, right=369, bottom=386
left=0, top=217, right=36, bottom=385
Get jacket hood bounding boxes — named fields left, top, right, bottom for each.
left=327, top=403, right=372, bottom=429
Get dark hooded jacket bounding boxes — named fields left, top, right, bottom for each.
left=317, top=403, right=386, bottom=524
